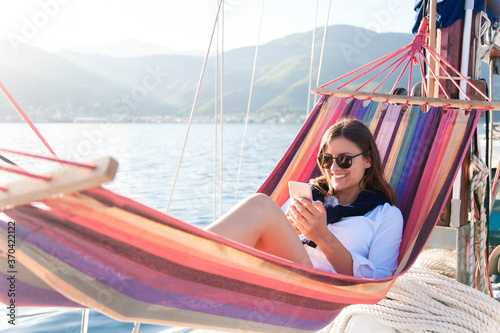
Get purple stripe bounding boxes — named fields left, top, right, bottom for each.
left=395, top=109, right=428, bottom=206
left=382, top=108, right=404, bottom=168
left=355, top=100, right=370, bottom=121
left=401, top=108, right=442, bottom=217
left=84, top=187, right=394, bottom=287
left=399, top=108, right=441, bottom=218
left=0, top=271, right=80, bottom=307
left=401, top=109, right=480, bottom=271
left=7, top=209, right=344, bottom=326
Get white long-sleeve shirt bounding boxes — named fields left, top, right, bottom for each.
left=284, top=197, right=404, bottom=279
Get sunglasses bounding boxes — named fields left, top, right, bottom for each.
left=317, top=152, right=364, bottom=169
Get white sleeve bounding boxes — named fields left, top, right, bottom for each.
left=351, top=204, right=403, bottom=279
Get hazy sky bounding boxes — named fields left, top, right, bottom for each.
left=1, top=0, right=417, bottom=54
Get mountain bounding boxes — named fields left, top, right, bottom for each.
left=1, top=25, right=484, bottom=123
left=62, top=39, right=182, bottom=58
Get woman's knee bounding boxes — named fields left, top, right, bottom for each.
left=244, top=193, right=279, bottom=211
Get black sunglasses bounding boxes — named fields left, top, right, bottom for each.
left=317, top=153, right=364, bottom=169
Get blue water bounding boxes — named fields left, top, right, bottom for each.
left=0, top=122, right=301, bottom=332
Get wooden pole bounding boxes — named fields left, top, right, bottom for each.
left=311, top=88, right=500, bottom=110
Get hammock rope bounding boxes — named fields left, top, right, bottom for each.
left=0, top=165, right=51, bottom=181
left=0, top=148, right=95, bottom=169
left=316, top=19, right=492, bottom=107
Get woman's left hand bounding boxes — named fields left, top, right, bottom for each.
left=289, top=198, right=328, bottom=243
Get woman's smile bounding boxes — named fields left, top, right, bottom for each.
left=324, top=137, right=371, bottom=204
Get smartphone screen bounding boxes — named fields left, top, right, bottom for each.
left=288, top=181, right=312, bottom=201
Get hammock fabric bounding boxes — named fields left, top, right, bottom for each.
left=0, top=95, right=479, bottom=332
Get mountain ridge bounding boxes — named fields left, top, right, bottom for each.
left=1, top=25, right=487, bottom=123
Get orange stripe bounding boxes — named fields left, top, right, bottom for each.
left=43, top=194, right=392, bottom=303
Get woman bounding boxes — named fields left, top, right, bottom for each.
left=206, top=118, right=403, bottom=279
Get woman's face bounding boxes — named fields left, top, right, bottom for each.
left=323, top=137, right=371, bottom=203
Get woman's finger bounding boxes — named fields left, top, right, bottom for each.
left=292, top=200, right=315, bottom=221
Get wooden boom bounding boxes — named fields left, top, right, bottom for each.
left=0, top=156, right=118, bottom=210
left=311, top=88, right=500, bottom=111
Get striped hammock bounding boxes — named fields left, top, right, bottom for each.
left=0, top=95, right=479, bottom=332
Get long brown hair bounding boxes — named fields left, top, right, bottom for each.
left=310, top=118, right=397, bottom=205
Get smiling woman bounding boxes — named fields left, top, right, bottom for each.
left=206, top=118, right=403, bottom=278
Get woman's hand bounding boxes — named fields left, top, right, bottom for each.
left=285, top=205, right=301, bottom=235
left=288, top=198, right=328, bottom=242
left=290, top=198, right=354, bottom=275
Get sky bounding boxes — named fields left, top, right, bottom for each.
left=1, top=0, right=418, bottom=55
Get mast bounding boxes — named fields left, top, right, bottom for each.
left=429, top=0, right=490, bottom=288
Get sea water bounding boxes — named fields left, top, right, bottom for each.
left=0, top=122, right=301, bottom=332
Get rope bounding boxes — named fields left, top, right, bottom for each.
left=319, top=265, right=500, bottom=333
left=319, top=18, right=491, bottom=104
left=0, top=165, right=51, bottom=181
left=212, top=0, right=225, bottom=221
left=213, top=0, right=220, bottom=222
left=219, top=0, right=224, bottom=218
left=0, top=82, right=59, bottom=160
left=480, top=18, right=500, bottom=61
left=315, top=0, right=332, bottom=89
left=0, top=154, right=18, bottom=166
left=234, top=0, right=265, bottom=204
left=415, top=248, right=457, bottom=279
left=474, top=12, right=491, bottom=77
left=469, top=154, right=491, bottom=294
left=167, top=0, right=224, bottom=214
left=80, top=309, right=89, bottom=333
left=306, top=0, right=320, bottom=116
left=0, top=148, right=95, bottom=169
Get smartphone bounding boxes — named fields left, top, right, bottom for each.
left=288, top=181, right=313, bottom=201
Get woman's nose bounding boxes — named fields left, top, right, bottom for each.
left=329, top=159, right=341, bottom=170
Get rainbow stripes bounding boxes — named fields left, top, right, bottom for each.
left=0, top=96, right=479, bottom=332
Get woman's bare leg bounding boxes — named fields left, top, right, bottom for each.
left=206, top=193, right=313, bottom=267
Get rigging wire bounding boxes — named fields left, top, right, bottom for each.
left=313, top=0, right=332, bottom=105
left=167, top=1, right=224, bottom=214
left=306, top=0, right=320, bottom=116
left=0, top=154, right=18, bottom=166
left=219, top=0, right=225, bottom=218
left=213, top=0, right=225, bottom=221
left=214, top=0, right=220, bottom=222
left=234, top=0, right=266, bottom=204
